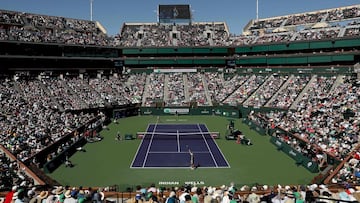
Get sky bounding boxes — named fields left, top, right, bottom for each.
left=1, top=0, right=360, bottom=36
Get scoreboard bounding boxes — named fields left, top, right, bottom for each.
left=158, top=4, right=191, bottom=24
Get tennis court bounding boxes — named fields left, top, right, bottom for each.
left=131, top=124, right=230, bottom=168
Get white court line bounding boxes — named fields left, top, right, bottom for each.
left=177, top=130, right=180, bottom=152
left=148, top=151, right=210, bottom=154
left=142, top=123, right=157, bottom=168
left=130, top=123, right=151, bottom=168
left=197, top=124, right=218, bottom=167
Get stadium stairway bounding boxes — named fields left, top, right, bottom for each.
left=183, top=74, right=190, bottom=103
left=13, top=81, right=24, bottom=97
left=289, top=75, right=317, bottom=110
left=321, top=164, right=334, bottom=175
left=208, top=38, right=214, bottom=46
left=329, top=75, right=345, bottom=92
left=220, top=72, right=225, bottom=84
left=221, top=74, right=252, bottom=104
left=265, top=75, right=294, bottom=107
left=38, top=80, right=65, bottom=112
left=321, top=13, right=329, bottom=23
left=290, top=32, right=299, bottom=41
left=141, top=75, right=151, bottom=106
left=201, top=73, right=213, bottom=106
left=243, top=74, right=274, bottom=106
left=280, top=19, right=288, bottom=27
left=163, top=74, right=170, bottom=103
left=338, top=27, right=346, bottom=38
left=136, top=38, right=142, bottom=47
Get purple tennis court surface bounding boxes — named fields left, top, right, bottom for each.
left=131, top=124, right=230, bottom=168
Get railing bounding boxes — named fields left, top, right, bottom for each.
left=0, top=145, right=45, bottom=186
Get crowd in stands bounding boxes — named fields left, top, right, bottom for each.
left=116, top=24, right=139, bottom=47
left=140, top=72, right=297, bottom=107
left=326, top=6, right=360, bottom=22
left=295, top=76, right=357, bottom=159
left=0, top=152, right=34, bottom=191
left=284, top=13, right=323, bottom=27
left=294, top=27, right=340, bottom=41
left=65, top=78, right=105, bottom=108
left=227, top=35, right=255, bottom=46
left=1, top=4, right=359, bottom=48
left=1, top=71, right=359, bottom=190
left=187, top=73, right=209, bottom=106
left=166, top=73, right=186, bottom=106
left=344, top=25, right=360, bottom=37
left=117, top=19, right=359, bottom=47
left=143, top=72, right=258, bottom=107
left=3, top=181, right=360, bottom=203
left=3, top=185, right=105, bottom=203
left=42, top=74, right=145, bottom=110
left=143, top=73, right=165, bottom=107
left=270, top=126, right=328, bottom=170
left=0, top=3, right=360, bottom=197
left=0, top=10, right=113, bottom=46
left=266, top=75, right=310, bottom=109
left=204, top=72, right=225, bottom=103
left=248, top=17, right=287, bottom=31
left=37, top=71, right=346, bottom=111
left=259, top=75, right=359, bottom=159
left=247, top=74, right=359, bottom=186
left=0, top=77, right=105, bottom=190
left=223, top=75, right=266, bottom=106
left=253, top=32, right=292, bottom=44
left=141, top=24, right=172, bottom=47
left=127, top=183, right=360, bottom=203
left=243, top=74, right=288, bottom=107
left=176, top=24, right=210, bottom=46
left=248, top=5, right=360, bottom=31
left=88, top=76, right=136, bottom=107
left=126, top=74, right=147, bottom=104
left=0, top=78, right=97, bottom=161
left=42, top=77, right=86, bottom=111
left=117, top=23, right=230, bottom=47
left=44, top=128, right=88, bottom=164
left=209, top=74, right=251, bottom=104
left=331, top=149, right=360, bottom=185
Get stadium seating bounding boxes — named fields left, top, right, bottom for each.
left=0, top=9, right=113, bottom=46
left=0, top=4, right=359, bottom=199
left=1, top=5, right=358, bottom=48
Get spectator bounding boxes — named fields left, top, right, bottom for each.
left=165, top=191, right=177, bottom=203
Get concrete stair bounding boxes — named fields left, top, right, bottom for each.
left=183, top=74, right=190, bottom=103
left=265, top=75, right=294, bottom=107
left=201, top=73, right=213, bottom=106
left=289, top=75, right=317, bottom=110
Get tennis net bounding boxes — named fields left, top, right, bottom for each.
left=136, top=131, right=220, bottom=139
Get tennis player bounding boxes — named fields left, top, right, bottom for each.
left=189, top=149, right=195, bottom=169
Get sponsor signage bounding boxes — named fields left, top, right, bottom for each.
left=154, top=69, right=197, bottom=73
left=159, top=181, right=205, bottom=185
left=200, top=110, right=210, bottom=114
left=275, top=140, right=282, bottom=147
left=143, top=109, right=152, bottom=115
left=288, top=150, right=297, bottom=157
left=163, top=108, right=189, bottom=114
